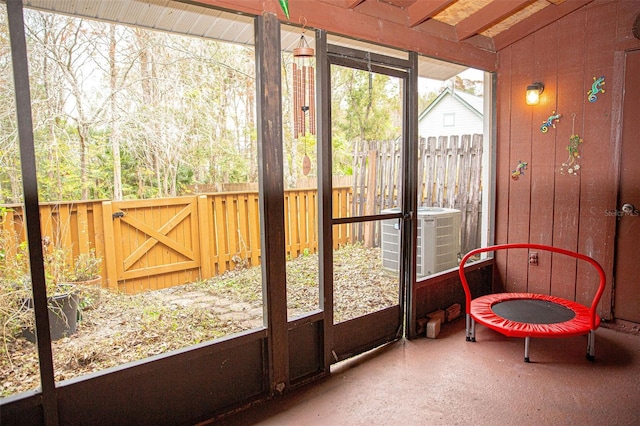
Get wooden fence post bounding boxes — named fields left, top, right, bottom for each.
left=435, top=136, right=447, bottom=206
left=463, top=134, right=483, bottom=253
left=445, top=136, right=459, bottom=208
left=423, top=137, right=436, bottom=206
left=101, top=201, right=118, bottom=290
left=364, top=149, right=377, bottom=247
left=197, top=195, right=212, bottom=280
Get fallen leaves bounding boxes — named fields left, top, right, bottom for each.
left=1, top=244, right=397, bottom=397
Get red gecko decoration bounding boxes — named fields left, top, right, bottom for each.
left=541, top=111, right=561, bottom=133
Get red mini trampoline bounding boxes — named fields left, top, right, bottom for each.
left=458, top=243, right=606, bottom=362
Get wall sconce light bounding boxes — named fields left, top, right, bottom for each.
left=526, top=82, right=544, bottom=105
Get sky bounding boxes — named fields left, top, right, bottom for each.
left=419, top=67, right=484, bottom=96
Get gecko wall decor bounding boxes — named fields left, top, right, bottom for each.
left=587, top=76, right=605, bottom=102
left=511, top=160, right=528, bottom=180
left=541, top=111, right=561, bottom=133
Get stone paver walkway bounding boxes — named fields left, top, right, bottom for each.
left=155, top=290, right=265, bottom=329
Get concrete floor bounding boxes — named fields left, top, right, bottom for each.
left=213, top=319, right=640, bottom=425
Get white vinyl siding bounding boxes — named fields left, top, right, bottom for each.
left=418, top=90, right=482, bottom=138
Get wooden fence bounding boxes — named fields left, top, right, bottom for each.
left=352, top=134, right=483, bottom=252
left=0, top=189, right=351, bottom=294
left=1, top=134, right=482, bottom=294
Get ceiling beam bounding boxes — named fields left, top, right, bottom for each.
left=352, top=0, right=409, bottom=25
left=408, top=0, right=457, bottom=27
left=493, top=0, right=594, bottom=50
left=190, top=0, right=498, bottom=69
left=455, top=0, right=533, bottom=41
left=343, top=0, right=367, bottom=9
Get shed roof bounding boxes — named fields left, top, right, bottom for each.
left=419, top=87, right=483, bottom=121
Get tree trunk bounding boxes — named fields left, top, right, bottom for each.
left=77, top=123, right=89, bottom=201
left=110, top=24, right=123, bottom=201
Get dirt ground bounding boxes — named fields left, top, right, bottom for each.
left=0, top=244, right=398, bottom=397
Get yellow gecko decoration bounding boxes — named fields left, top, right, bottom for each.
left=511, top=161, right=528, bottom=180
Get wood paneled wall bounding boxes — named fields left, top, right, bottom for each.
left=495, top=0, right=640, bottom=319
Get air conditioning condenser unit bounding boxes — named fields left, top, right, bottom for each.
left=381, top=207, right=461, bottom=277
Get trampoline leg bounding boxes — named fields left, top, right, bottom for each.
left=465, top=314, right=476, bottom=342
left=524, top=337, right=530, bottom=363
left=465, top=314, right=471, bottom=341
left=470, top=317, right=476, bottom=342
left=586, top=330, right=596, bottom=362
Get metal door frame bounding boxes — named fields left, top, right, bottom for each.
left=316, top=31, right=419, bottom=368
left=612, top=48, right=640, bottom=324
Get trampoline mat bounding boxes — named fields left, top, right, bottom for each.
left=491, top=299, right=576, bottom=324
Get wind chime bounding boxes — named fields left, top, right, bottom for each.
left=292, top=24, right=315, bottom=175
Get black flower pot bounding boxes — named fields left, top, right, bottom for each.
left=22, top=289, right=80, bottom=342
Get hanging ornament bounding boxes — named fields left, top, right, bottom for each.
left=511, top=160, right=528, bottom=180
left=587, top=76, right=605, bottom=102
left=279, top=0, right=290, bottom=20
left=292, top=20, right=316, bottom=140
left=302, top=152, right=311, bottom=176
left=541, top=111, right=561, bottom=133
left=560, top=113, right=583, bottom=176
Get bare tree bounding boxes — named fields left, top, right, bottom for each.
left=109, top=24, right=122, bottom=201
left=2, top=8, right=260, bottom=202
left=26, top=13, right=109, bottom=200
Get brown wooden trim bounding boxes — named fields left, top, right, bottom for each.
left=616, top=2, right=640, bottom=51
left=408, top=0, right=456, bottom=27
left=403, top=51, right=419, bottom=338
left=316, top=28, right=335, bottom=373
left=353, top=0, right=409, bottom=25
left=342, top=0, right=367, bottom=10
left=494, top=49, right=510, bottom=291
left=332, top=306, right=401, bottom=361
left=255, top=12, right=289, bottom=395
left=416, top=257, right=495, bottom=290
left=6, top=0, right=59, bottom=423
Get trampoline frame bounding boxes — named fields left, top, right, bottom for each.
left=458, top=243, right=606, bottom=362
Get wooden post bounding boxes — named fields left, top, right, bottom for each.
left=445, top=136, right=458, bottom=208
left=77, top=203, right=90, bottom=254
left=197, top=195, right=212, bottom=279
left=364, top=149, right=377, bottom=247
left=101, top=201, right=118, bottom=290
left=7, top=0, right=58, bottom=422
left=435, top=136, right=447, bottom=206
left=255, top=12, right=289, bottom=395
